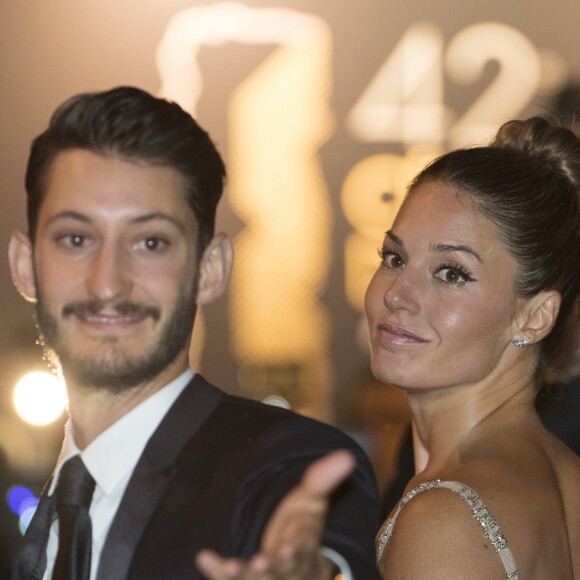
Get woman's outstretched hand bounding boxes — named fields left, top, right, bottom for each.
left=195, top=450, right=356, bottom=579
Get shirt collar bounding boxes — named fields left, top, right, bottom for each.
left=49, top=368, right=194, bottom=496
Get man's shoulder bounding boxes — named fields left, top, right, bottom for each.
left=194, top=375, right=366, bottom=455
left=223, top=391, right=356, bottom=443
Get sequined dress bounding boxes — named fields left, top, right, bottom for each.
left=375, top=480, right=519, bottom=580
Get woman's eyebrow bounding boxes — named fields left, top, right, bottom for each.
left=386, top=231, right=483, bottom=263
left=431, top=243, right=483, bottom=264
left=385, top=230, right=404, bottom=246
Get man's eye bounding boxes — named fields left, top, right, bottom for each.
left=136, top=237, right=168, bottom=251
left=59, top=234, right=86, bottom=248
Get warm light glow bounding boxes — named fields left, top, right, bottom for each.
left=228, top=22, right=333, bottom=362
left=226, top=7, right=333, bottom=419
left=446, top=22, right=542, bottom=147
left=157, top=2, right=328, bottom=116
left=347, top=21, right=563, bottom=149
left=13, top=372, right=67, bottom=426
left=157, top=2, right=334, bottom=418
left=347, top=22, right=446, bottom=145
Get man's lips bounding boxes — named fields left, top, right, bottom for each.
left=78, top=312, right=146, bottom=324
left=377, top=323, right=429, bottom=344
left=63, top=300, right=161, bottom=325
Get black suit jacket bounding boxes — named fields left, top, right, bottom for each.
left=13, top=375, right=381, bottom=579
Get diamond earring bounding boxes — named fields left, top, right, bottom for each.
left=512, top=337, right=529, bottom=348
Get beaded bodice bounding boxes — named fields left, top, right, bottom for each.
left=376, top=480, right=519, bottom=580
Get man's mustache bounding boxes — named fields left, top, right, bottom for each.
left=62, top=300, right=161, bottom=321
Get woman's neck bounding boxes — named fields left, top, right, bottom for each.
left=407, top=359, right=538, bottom=475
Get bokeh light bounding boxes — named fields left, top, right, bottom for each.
left=7, top=485, right=39, bottom=535
left=13, top=371, right=67, bottom=426
left=262, top=394, right=291, bottom=409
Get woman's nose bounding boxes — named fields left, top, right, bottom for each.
left=381, top=268, right=421, bottom=315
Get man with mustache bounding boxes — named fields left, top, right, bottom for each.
left=8, top=86, right=381, bottom=580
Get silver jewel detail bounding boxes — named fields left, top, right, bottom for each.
left=375, top=519, right=393, bottom=559
left=455, top=485, right=508, bottom=552
left=398, top=479, right=441, bottom=509
left=512, top=337, right=529, bottom=348
left=375, top=480, right=441, bottom=559
left=375, top=480, right=520, bottom=580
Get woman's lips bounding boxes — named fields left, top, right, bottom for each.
left=377, top=323, right=429, bottom=345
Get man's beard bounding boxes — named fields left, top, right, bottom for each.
left=35, top=290, right=197, bottom=393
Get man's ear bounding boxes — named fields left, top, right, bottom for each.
left=514, top=290, right=561, bottom=345
left=8, top=230, right=37, bottom=303
left=196, top=234, right=233, bottom=305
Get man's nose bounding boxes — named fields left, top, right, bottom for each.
left=86, top=243, right=132, bottom=301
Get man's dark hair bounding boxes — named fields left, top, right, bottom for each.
left=25, top=86, right=226, bottom=254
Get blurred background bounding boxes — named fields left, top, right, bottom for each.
left=1, top=0, right=579, bottom=571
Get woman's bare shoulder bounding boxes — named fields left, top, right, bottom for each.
left=378, top=480, right=512, bottom=579
left=379, top=452, right=577, bottom=579
left=455, top=422, right=580, bottom=502
left=464, top=427, right=580, bottom=525
left=423, top=441, right=578, bottom=577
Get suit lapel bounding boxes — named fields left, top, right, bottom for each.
left=94, top=455, right=170, bottom=580
left=96, top=375, right=224, bottom=580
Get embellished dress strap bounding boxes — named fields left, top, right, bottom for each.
left=375, top=479, right=519, bottom=580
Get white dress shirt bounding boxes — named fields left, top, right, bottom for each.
left=42, top=368, right=194, bottom=580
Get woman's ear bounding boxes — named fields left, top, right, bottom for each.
left=196, top=234, right=233, bottom=305
left=514, top=290, right=561, bottom=345
left=8, top=230, right=38, bottom=303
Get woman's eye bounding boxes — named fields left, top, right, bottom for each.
left=434, top=265, right=475, bottom=285
left=378, top=249, right=405, bottom=269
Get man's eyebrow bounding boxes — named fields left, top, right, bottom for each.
left=385, top=230, right=404, bottom=246
left=131, top=213, right=183, bottom=227
left=46, top=211, right=183, bottom=228
left=46, top=211, right=90, bottom=225
left=431, top=243, right=483, bottom=263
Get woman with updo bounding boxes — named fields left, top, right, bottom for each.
left=198, top=116, right=580, bottom=579
left=369, top=116, right=580, bottom=579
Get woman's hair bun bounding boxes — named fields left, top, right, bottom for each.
left=491, top=116, right=580, bottom=191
